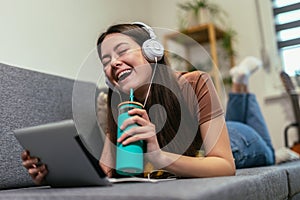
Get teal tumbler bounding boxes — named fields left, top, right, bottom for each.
left=116, top=101, right=144, bottom=176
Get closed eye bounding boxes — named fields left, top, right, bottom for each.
left=101, top=56, right=110, bottom=68
left=116, top=47, right=129, bottom=56
left=101, top=43, right=130, bottom=67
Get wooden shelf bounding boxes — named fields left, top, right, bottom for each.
left=164, top=23, right=234, bottom=96
left=165, top=23, right=225, bottom=45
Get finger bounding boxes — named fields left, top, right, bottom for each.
left=117, top=127, right=136, bottom=143
left=128, top=108, right=150, bottom=120
left=120, top=115, right=148, bottom=130
left=122, top=128, right=154, bottom=145
left=33, top=165, right=48, bottom=185
left=28, top=164, right=46, bottom=176
left=118, top=125, right=155, bottom=144
left=34, top=173, right=45, bottom=185
left=118, top=116, right=154, bottom=143
left=21, top=150, right=31, bottom=161
left=28, top=166, right=41, bottom=177
left=22, top=158, right=39, bottom=169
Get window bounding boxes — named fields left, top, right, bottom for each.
left=272, top=0, right=300, bottom=76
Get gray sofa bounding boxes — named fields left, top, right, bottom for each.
left=1, top=62, right=300, bottom=200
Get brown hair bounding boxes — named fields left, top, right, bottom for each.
left=97, top=23, right=201, bottom=175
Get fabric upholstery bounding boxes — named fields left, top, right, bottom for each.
left=0, top=163, right=296, bottom=200
left=0, top=63, right=100, bottom=189
left=0, top=62, right=300, bottom=200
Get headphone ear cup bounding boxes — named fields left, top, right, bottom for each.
left=142, top=39, right=164, bottom=62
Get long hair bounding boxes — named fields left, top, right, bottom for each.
left=96, top=23, right=202, bottom=171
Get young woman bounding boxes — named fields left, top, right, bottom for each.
left=22, top=22, right=274, bottom=184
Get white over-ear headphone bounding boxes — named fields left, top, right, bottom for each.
left=132, top=22, right=164, bottom=62
left=105, top=22, right=164, bottom=89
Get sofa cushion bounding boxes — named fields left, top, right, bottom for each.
left=0, top=165, right=288, bottom=200
left=276, top=161, right=300, bottom=199
left=0, top=63, right=101, bottom=189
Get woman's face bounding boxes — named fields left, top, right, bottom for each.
left=100, top=33, right=153, bottom=96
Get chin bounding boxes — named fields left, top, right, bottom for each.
left=119, top=80, right=143, bottom=94
left=119, top=84, right=133, bottom=94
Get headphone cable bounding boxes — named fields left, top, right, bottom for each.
left=143, top=57, right=157, bottom=108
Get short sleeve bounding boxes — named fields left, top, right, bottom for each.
left=177, top=71, right=224, bottom=125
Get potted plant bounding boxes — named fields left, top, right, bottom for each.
left=177, top=0, right=226, bottom=27
left=222, top=27, right=237, bottom=60
left=177, top=0, right=237, bottom=64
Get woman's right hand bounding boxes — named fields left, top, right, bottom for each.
left=21, top=150, right=48, bottom=185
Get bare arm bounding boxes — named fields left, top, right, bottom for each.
left=99, top=133, right=115, bottom=178
left=118, top=108, right=236, bottom=178
left=157, top=116, right=236, bottom=177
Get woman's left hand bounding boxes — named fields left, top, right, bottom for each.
left=117, top=108, right=160, bottom=155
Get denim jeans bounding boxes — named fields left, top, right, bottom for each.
left=225, top=93, right=275, bottom=168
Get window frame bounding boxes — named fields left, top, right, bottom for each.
left=272, top=0, right=300, bottom=76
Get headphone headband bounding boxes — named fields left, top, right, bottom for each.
left=132, top=22, right=157, bottom=39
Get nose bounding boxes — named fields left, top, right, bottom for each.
left=111, top=56, right=122, bottom=68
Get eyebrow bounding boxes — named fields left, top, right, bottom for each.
left=101, top=42, right=129, bottom=60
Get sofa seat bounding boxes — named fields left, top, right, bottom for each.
left=1, top=63, right=300, bottom=200
left=0, top=161, right=299, bottom=200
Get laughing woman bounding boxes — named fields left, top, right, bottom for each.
left=22, top=22, right=275, bottom=184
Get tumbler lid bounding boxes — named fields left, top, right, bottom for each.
left=118, top=101, right=144, bottom=108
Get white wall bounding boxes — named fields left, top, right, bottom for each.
left=0, top=0, right=296, bottom=150
left=0, top=0, right=150, bottom=82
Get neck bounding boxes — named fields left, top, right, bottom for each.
left=134, top=60, right=158, bottom=106
left=134, top=84, right=150, bottom=103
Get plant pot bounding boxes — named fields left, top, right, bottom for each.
left=187, top=12, right=199, bottom=27
left=198, top=8, right=211, bottom=24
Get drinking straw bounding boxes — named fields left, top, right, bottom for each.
left=130, top=88, right=134, bottom=102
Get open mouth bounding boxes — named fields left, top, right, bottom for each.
left=117, top=69, right=132, bottom=82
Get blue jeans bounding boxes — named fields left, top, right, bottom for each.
left=225, top=93, right=275, bottom=168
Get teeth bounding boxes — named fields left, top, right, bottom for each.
left=118, top=70, right=131, bottom=80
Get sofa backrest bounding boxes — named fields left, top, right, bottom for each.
left=0, top=63, right=104, bottom=189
